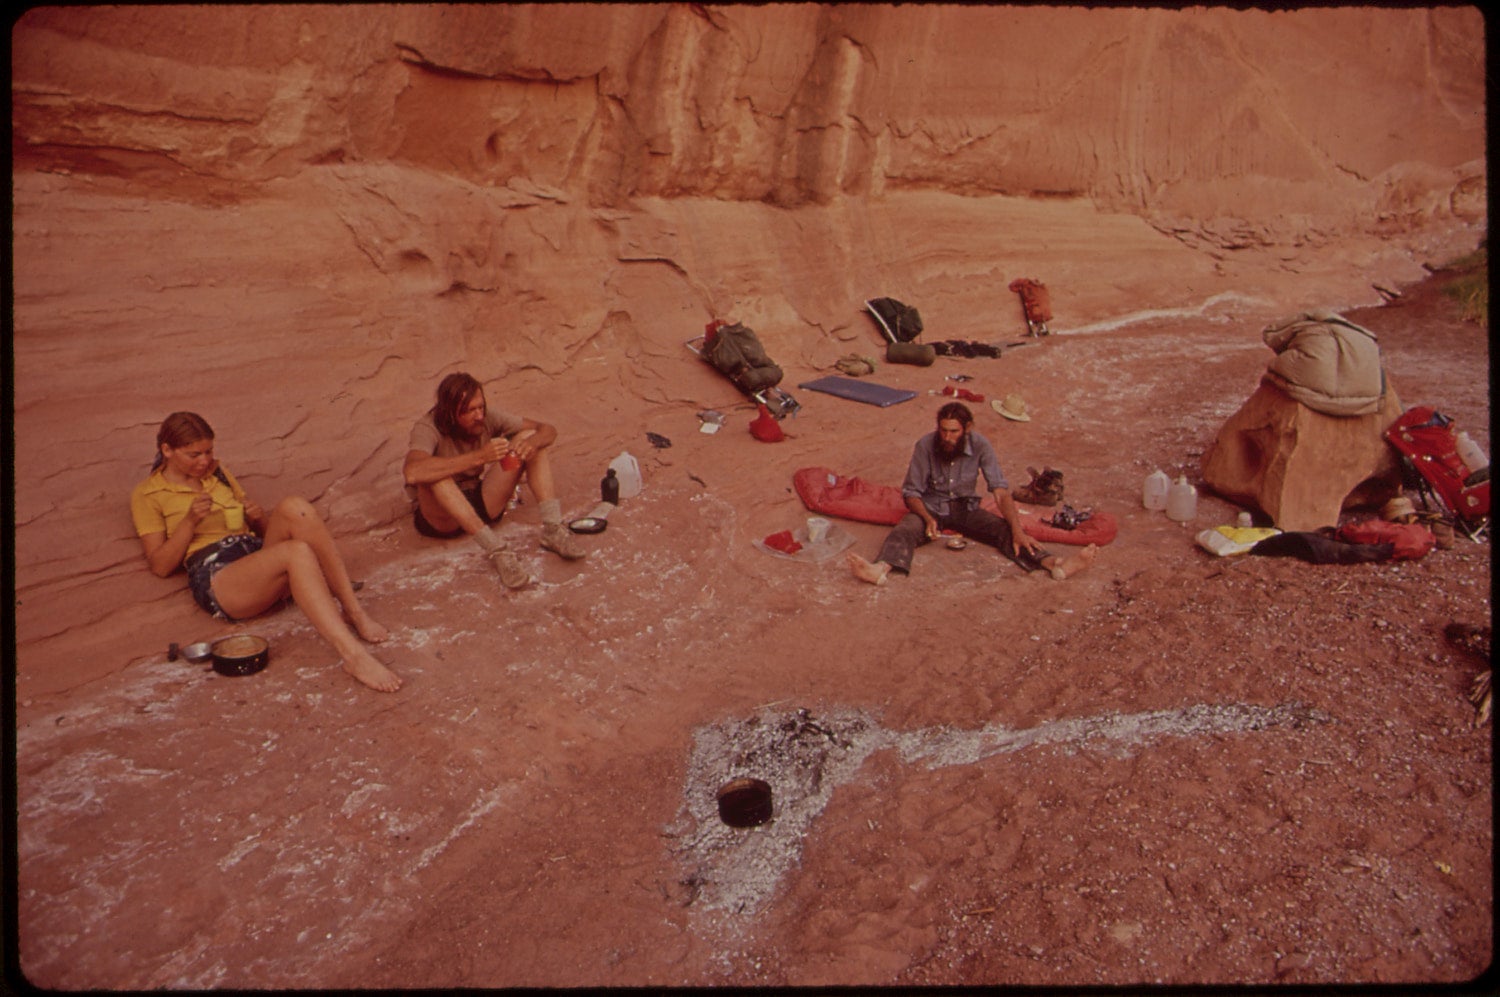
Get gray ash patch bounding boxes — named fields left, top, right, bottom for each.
left=670, top=701, right=1328, bottom=926
left=670, top=707, right=886, bottom=918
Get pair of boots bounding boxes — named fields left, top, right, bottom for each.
left=1013, top=466, right=1064, bottom=506
left=486, top=523, right=585, bottom=589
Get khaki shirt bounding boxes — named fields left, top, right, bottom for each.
left=405, top=406, right=525, bottom=500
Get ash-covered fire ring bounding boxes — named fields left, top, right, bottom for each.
left=716, top=777, right=773, bottom=827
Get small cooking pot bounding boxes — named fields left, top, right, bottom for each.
left=210, top=634, right=270, bottom=676
left=716, top=777, right=773, bottom=828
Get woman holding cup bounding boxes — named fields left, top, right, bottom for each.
left=129, top=411, right=401, bottom=692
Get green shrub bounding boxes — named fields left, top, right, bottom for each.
left=1442, top=246, right=1488, bottom=326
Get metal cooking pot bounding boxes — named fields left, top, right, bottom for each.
left=716, top=777, right=773, bottom=827
left=209, top=634, right=270, bottom=676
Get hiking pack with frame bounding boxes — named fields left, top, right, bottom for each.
left=688, top=319, right=801, bottom=420
left=1384, top=405, right=1490, bottom=539
left=863, top=297, right=937, bottom=365
left=863, top=297, right=924, bottom=343
left=1008, top=278, right=1052, bottom=336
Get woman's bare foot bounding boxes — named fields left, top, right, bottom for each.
left=343, top=648, right=402, bottom=692
left=346, top=609, right=390, bottom=644
left=1047, top=543, right=1098, bottom=580
left=846, top=552, right=892, bottom=586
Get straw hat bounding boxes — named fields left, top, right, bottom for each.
left=993, top=393, right=1031, bottom=422
left=1382, top=496, right=1417, bottom=522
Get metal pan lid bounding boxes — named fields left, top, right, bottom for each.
left=568, top=517, right=607, bottom=534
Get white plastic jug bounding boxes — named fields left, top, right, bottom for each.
left=608, top=452, right=643, bottom=498
left=1456, top=431, right=1489, bottom=474
left=1166, top=475, right=1198, bottom=523
left=1142, top=469, right=1170, bottom=511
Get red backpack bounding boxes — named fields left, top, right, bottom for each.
left=1384, top=406, right=1490, bottom=532
left=1008, top=278, right=1052, bottom=335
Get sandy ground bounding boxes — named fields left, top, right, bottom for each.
left=13, top=266, right=1491, bottom=989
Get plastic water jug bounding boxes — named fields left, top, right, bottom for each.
left=1142, top=470, right=1170, bottom=510
left=1166, top=475, right=1198, bottom=523
left=1456, top=431, right=1489, bottom=475
left=608, top=452, right=643, bottom=498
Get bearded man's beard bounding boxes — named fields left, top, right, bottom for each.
left=936, top=433, right=966, bottom=460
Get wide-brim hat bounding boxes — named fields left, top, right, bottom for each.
left=993, top=393, right=1031, bottom=422
left=1382, top=496, right=1417, bottom=521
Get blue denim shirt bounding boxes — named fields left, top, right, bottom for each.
left=901, top=430, right=1010, bottom=517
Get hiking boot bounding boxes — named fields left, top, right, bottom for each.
left=1013, top=466, right=1064, bottom=506
left=487, top=547, right=534, bottom=589
left=540, top=523, right=587, bottom=561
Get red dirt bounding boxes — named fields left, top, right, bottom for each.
left=14, top=268, right=1491, bottom=989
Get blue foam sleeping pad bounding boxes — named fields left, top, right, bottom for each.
left=797, top=376, right=919, bottom=407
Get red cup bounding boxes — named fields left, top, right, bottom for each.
left=500, top=453, right=521, bottom=471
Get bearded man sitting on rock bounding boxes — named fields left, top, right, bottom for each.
left=846, top=401, right=1096, bottom=586
left=403, top=371, right=585, bottom=589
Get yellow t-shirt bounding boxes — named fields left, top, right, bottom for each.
left=129, top=467, right=251, bottom=562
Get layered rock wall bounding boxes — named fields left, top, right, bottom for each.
left=14, top=5, right=1486, bottom=217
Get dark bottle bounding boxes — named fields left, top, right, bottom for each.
left=601, top=467, right=620, bottom=505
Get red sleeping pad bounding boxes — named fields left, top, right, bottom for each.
left=792, top=467, right=1116, bottom=546
left=1334, top=518, right=1435, bottom=560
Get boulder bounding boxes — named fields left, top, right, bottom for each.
left=1201, top=379, right=1406, bottom=531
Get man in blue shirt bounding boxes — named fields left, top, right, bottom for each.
left=846, top=402, right=1097, bottom=585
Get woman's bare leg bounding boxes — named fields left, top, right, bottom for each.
left=261, top=496, right=388, bottom=643
left=212, top=541, right=402, bottom=693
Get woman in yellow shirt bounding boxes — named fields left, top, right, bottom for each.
left=130, top=412, right=401, bottom=693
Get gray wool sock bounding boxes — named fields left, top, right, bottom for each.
left=539, top=498, right=563, bottom=526
left=473, top=525, right=505, bottom=552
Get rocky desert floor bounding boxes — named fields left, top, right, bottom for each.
left=12, top=264, right=1492, bottom=989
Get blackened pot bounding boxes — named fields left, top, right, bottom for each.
left=210, top=634, right=270, bottom=676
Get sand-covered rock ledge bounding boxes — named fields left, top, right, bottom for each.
left=10, top=5, right=1490, bottom=989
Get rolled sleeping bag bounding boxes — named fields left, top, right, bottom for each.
left=886, top=341, right=936, bottom=366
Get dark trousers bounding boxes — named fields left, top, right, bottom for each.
left=878, top=502, right=1051, bottom=575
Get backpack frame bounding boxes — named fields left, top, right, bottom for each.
left=864, top=297, right=924, bottom=343
left=1384, top=405, right=1490, bottom=540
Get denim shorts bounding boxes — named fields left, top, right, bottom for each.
left=184, top=534, right=264, bottom=620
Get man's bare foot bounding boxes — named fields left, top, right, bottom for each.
left=343, top=648, right=402, bottom=692
left=1047, top=543, right=1098, bottom=580
left=346, top=609, right=390, bottom=644
left=846, top=552, right=892, bottom=586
